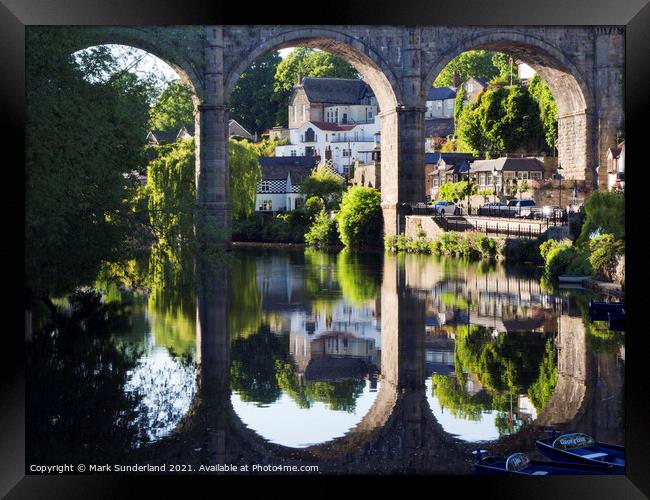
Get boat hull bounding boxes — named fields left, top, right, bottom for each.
left=535, top=440, right=625, bottom=474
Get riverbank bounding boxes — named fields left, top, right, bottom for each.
left=232, top=241, right=307, bottom=250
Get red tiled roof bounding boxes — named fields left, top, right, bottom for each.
left=309, top=121, right=357, bottom=131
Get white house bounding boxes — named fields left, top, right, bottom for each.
left=606, top=140, right=625, bottom=191
left=425, top=86, right=456, bottom=119
left=275, top=116, right=381, bottom=177
left=255, top=156, right=319, bottom=212
left=516, top=60, right=537, bottom=84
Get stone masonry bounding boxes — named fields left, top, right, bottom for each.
left=64, top=25, right=624, bottom=238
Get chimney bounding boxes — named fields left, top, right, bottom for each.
left=297, top=71, right=304, bottom=85
left=453, top=71, right=461, bottom=88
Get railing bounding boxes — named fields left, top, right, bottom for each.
left=463, top=205, right=568, bottom=225
left=406, top=203, right=568, bottom=239
left=329, top=136, right=376, bottom=143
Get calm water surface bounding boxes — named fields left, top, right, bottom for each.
left=26, top=248, right=625, bottom=473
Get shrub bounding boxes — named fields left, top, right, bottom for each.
left=305, top=211, right=342, bottom=247
left=384, top=232, right=500, bottom=260
left=305, top=196, right=324, bottom=216
left=588, top=234, right=624, bottom=279
left=337, top=187, right=383, bottom=248
left=577, top=191, right=625, bottom=244
left=543, top=240, right=591, bottom=278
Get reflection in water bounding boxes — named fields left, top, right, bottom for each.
left=228, top=249, right=382, bottom=446
left=26, top=247, right=625, bottom=472
left=124, top=332, right=196, bottom=443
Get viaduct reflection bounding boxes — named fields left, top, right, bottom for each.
left=165, top=253, right=623, bottom=473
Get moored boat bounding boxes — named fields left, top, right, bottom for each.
left=558, top=275, right=590, bottom=283
left=608, top=312, right=625, bottom=331
left=472, top=450, right=616, bottom=475
left=589, top=300, right=625, bottom=321
left=535, top=432, right=624, bottom=473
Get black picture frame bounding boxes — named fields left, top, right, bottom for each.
left=5, top=0, right=648, bottom=496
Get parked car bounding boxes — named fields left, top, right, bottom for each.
left=431, top=200, right=458, bottom=215
left=507, top=198, right=537, bottom=218
left=537, top=205, right=565, bottom=220
left=477, top=201, right=509, bottom=216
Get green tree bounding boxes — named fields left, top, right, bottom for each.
left=490, top=52, right=519, bottom=85
left=434, top=50, right=501, bottom=87
left=337, top=187, right=383, bottom=248
left=228, top=138, right=262, bottom=219
left=577, top=191, right=625, bottom=244
left=274, top=48, right=360, bottom=126
left=148, top=80, right=195, bottom=133
left=230, top=52, right=284, bottom=135
left=438, top=180, right=477, bottom=203
left=528, top=74, right=558, bottom=152
left=146, top=140, right=196, bottom=244
left=304, top=211, right=342, bottom=247
left=456, top=86, right=544, bottom=156
left=26, top=28, right=152, bottom=300
left=299, top=163, right=346, bottom=210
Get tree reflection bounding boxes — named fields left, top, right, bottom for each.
left=229, top=251, right=262, bottom=339
left=231, top=323, right=368, bottom=413
left=230, top=324, right=291, bottom=405
left=275, top=361, right=366, bottom=412
left=26, top=290, right=147, bottom=465
left=430, top=324, right=557, bottom=431
left=336, top=250, right=382, bottom=305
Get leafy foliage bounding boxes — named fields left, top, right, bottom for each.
left=305, top=211, right=342, bottom=247
left=577, top=191, right=625, bottom=244
left=438, top=180, right=477, bottom=203
left=274, top=48, right=359, bottom=126
left=299, top=164, right=346, bottom=210
left=385, top=233, right=500, bottom=260
left=337, top=187, right=383, bottom=248
left=146, top=140, right=196, bottom=244
left=26, top=28, right=152, bottom=298
left=434, top=50, right=505, bottom=87
left=542, top=239, right=592, bottom=278
left=230, top=52, right=285, bottom=135
left=148, top=80, right=195, bottom=133
left=228, top=138, right=262, bottom=219
left=588, top=234, right=625, bottom=279
left=528, top=74, right=558, bottom=152
left=456, top=86, right=545, bottom=157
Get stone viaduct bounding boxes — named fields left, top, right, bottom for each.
left=65, top=25, right=624, bottom=238
left=139, top=255, right=622, bottom=473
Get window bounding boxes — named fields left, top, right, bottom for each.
left=259, top=199, right=273, bottom=211
left=290, top=150, right=297, bottom=157
left=342, top=149, right=352, bottom=157
left=486, top=173, right=493, bottom=186
left=531, top=172, right=542, bottom=180
left=467, top=82, right=474, bottom=92
left=259, top=181, right=272, bottom=193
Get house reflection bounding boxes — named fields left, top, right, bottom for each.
left=253, top=250, right=382, bottom=394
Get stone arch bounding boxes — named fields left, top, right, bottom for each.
left=63, top=26, right=204, bottom=103
left=423, top=29, right=596, bottom=183
left=223, top=27, right=401, bottom=111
